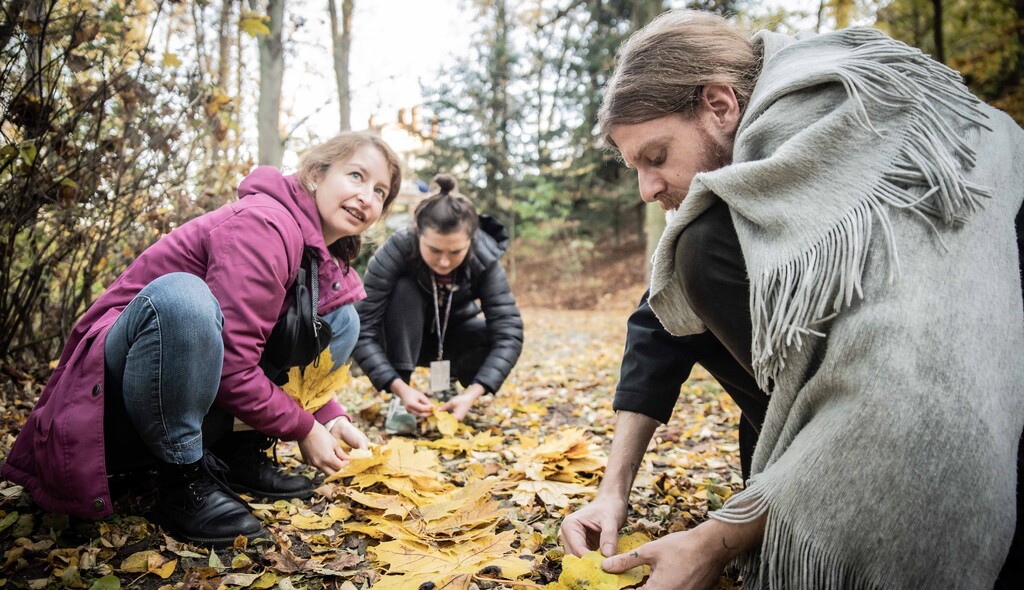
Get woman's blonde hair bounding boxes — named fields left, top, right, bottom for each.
left=599, top=10, right=762, bottom=148
left=296, top=131, right=403, bottom=265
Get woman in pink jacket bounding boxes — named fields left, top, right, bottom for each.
left=2, top=131, right=402, bottom=546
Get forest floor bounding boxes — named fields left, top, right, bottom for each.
left=0, top=239, right=746, bottom=590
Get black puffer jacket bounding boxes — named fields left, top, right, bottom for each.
left=353, top=215, right=523, bottom=393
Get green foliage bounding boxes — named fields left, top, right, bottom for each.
left=876, top=0, right=1024, bottom=124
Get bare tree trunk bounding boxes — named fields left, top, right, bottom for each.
left=644, top=203, right=665, bottom=281
left=832, top=0, right=855, bottom=29
left=328, top=0, right=353, bottom=131
left=931, top=0, right=944, bottom=64
left=216, top=0, right=234, bottom=88
left=256, top=0, right=285, bottom=166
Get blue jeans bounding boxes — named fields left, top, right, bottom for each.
left=104, top=273, right=224, bottom=467
left=325, top=303, right=359, bottom=370
left=103, top=273, right=361, bottom=470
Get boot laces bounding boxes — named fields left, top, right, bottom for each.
left=191, top=453, right=251, bottom=507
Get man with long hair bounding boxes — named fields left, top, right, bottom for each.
left=561, top=9, right=1023, bottom=589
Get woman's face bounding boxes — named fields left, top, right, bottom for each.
left=315, top=144, right=391, bottom=245
left=418, top=227, right=472, bottom=277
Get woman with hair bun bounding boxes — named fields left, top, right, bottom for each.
left=353, top=174, right=523, bottom=433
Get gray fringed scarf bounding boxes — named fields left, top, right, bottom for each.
left=649, top=29, right=1024, bottom=588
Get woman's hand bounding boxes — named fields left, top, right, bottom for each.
left=298, top=421, right=349, bottom=475
left=330, top=418, right=369, bottom=450
left=439, top=383, right=486, bottom=420
left=391, top=379, right=435, bottom=417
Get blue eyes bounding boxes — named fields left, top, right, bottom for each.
left=348, top=170, right=386, bottom=200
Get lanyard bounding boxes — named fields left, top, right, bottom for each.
left=431, top=275, right=454, bottom=361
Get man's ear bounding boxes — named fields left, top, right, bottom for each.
left=701, top=85, right=741, bottom=134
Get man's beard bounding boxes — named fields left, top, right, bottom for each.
left=658, top=122, right=733, bottom=211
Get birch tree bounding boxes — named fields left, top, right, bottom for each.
left=254, top=0, right=285, bottom=166
left=328, top=0, right=353, bottom=130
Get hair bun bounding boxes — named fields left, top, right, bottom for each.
left=433, top=174, right=457, bottom=195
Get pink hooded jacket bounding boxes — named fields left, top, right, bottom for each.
left=2, top=167, right=363, bottom=518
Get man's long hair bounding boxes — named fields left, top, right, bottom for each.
left=599, top=10, right=762, bottom=149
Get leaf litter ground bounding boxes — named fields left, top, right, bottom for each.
left=0, top=307, right=745, bottom=590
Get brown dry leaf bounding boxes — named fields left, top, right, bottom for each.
left=221, top=572, right=262, bottom=587
left=281, top=348, right=351, bottom=413
left=511, top=480, right=594, bottom=509
left=506, top=427, right=606, bottom=512
left=118, top=550, right=176, bottom=579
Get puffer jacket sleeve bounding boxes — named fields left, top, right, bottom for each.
left=471, top=257, right=523, bottom=393
left=352, top=230, right=415, bottom=391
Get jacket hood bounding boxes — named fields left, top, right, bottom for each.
left=237, top=166, right=330, bottom=259
left=478, top=214, right=510, bottom=255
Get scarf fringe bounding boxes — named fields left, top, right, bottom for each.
left=712, top=484, right=882, bottom=590
left=751, top=29, right=990, bottom=391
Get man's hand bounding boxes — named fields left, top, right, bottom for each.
left=298, top=421, right=349, bottom=475
left=560, top=494, right=629, bottom=557
left=601, top=529, right=724, bottom=590
left=330, top=418, right=369, bottom=450
left=390, top=379, right=435, bottom=417
left=601, top=517, right=765, bottom=590
left=439, top=383, right=485, bottom=420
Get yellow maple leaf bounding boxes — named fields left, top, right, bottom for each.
left=417, top=480, right=495, bottom=522
left=281, top=348, right=351, bottom=413
left=290, top=511, right=335, bottom=531
left=203, top=87, right=232, bottom=117
left=419, top=431, right=503, bottom=454
left=161, top=52, right=181, bottom=67
left=345, top=489, right=414, bottom=519
left=559, top=552, right=644, bottom=590
left=327, top=445, right=388, bottom=482
left=239, top=11, right=271, bottom=37
left=557, top=532, right=652, bottom=590
left=369, top=530, right=533, bottom=589
left=432, top=408, right=460, bottom=436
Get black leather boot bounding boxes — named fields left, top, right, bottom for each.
left=154, top=454, right=265, bottom=547
left=214, top=431, right=314, bottom=500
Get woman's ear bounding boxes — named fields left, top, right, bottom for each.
left=701, top=85, right=741, bottom=135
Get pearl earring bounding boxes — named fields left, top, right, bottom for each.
left=310, top=182, right=318, bottom=193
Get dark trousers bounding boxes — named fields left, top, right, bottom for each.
left=675, top=202, right=766, bottom=479
left=678, top=201, right=1022, bottom=587
left=384, top=275, right=490, bottom=387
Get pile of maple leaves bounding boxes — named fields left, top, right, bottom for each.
left=0, top=307, right=745, bottom=590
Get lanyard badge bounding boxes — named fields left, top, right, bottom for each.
left=429, top=276, right=454, bottom=393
